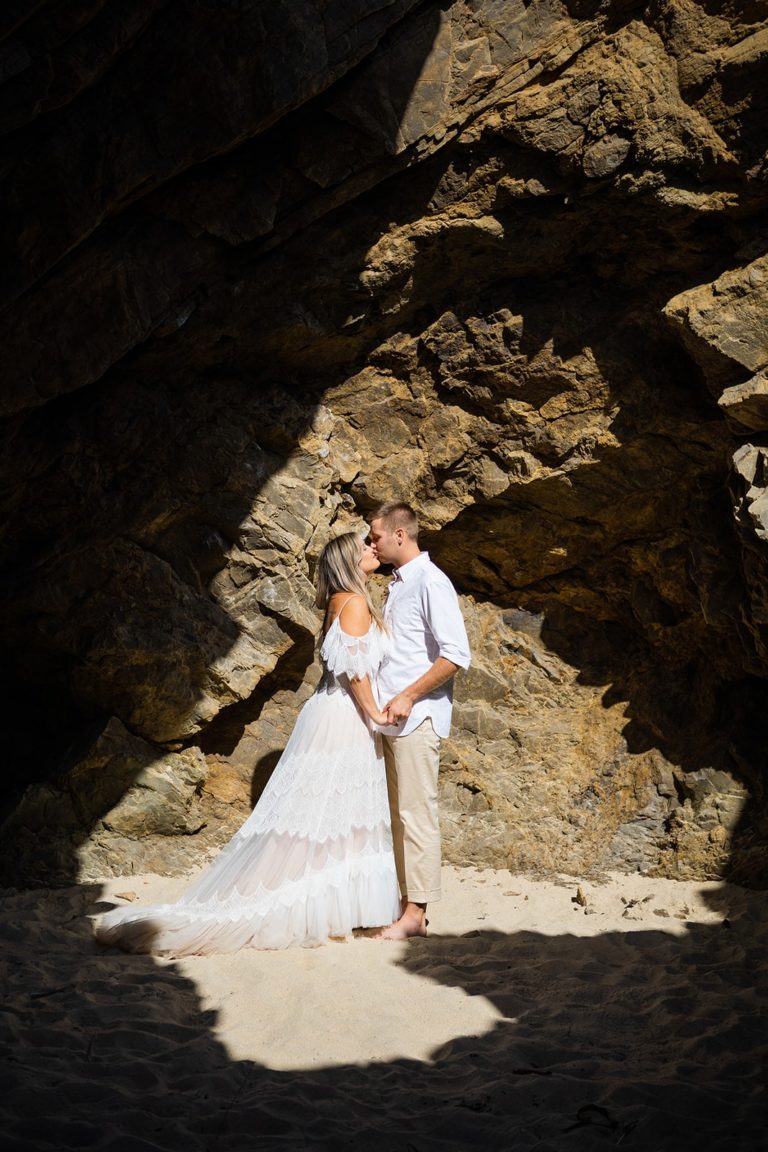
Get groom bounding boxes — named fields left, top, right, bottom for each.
left=369, top=502, right=470, bottom=940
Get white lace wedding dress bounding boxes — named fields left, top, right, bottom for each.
left=95, top=619, right=401, bottom=955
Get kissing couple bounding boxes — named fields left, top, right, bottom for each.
left=96, top=502, right=470, bottom=955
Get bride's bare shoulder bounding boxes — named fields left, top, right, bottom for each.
left=334, top=593, right=372, bottom=637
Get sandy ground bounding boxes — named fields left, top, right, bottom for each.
left=1, top=865, right=766, bottom=1151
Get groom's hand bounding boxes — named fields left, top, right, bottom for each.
left=383, top=692, right=414, bottom=723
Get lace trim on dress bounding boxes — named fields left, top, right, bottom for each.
left=244, top=749, right=390, bottom=839
left=145, top=848, right=393, bottom=922
left=319, top=617, right=388, bottom=682
left=96, top=842, right=400, bottom=954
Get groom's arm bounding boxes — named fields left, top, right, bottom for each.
left=383, top=577, right=470, bottom=723
left=383, top=656, right=460, bottom=724
left=338, top=596, right=389, bottom=724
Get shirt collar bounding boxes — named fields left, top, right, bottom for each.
left=391, top=551, right=429, bottom=583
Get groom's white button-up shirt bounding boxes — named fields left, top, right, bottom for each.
left=377, top=551, right=470, bottom=738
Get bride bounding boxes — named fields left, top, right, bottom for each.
left=95, top=531, right=401, bottom=955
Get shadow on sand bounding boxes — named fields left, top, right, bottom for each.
left=1, top=879, right=765, bottom=1150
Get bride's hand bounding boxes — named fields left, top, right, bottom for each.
left=370, top=709, right=390, bottom=726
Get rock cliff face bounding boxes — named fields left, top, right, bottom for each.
left=1, top=0, right=767, bottom=886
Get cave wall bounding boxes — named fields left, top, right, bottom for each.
left=1, top=0, right=767, bottom=886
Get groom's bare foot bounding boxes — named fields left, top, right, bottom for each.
left=375, top=903, right=428, bottom=940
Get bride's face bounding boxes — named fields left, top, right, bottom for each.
left=358, top=540, right=380, bottom=576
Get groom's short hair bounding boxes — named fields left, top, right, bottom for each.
left=373, top=501, right=419, bottom=540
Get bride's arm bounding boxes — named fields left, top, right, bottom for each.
left=347, top=674, right=388, bottom=725
left=337, top=596, right=388, bottom=725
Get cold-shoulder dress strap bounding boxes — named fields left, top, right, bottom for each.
left=336, top=592, right=369, bottom=627
left=323, top=592, right=364, bottom=636
left=335, top=591, right=364, bottom=614
left=320, top=595, right=382, bottom=681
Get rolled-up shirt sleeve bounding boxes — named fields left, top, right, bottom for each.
left=421, top=577, right=471, bottom=669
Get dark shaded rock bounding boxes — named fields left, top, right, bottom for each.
left=0, top=717, right=208, bottom=884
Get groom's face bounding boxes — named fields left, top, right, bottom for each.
left=369, top=518, right=400, bottom=566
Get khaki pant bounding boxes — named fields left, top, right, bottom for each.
left=382, top=718, right=442, bottom=904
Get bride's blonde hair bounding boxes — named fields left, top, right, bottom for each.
left=315, top=531, right=385, bottom=630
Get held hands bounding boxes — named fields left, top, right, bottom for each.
left=380, top=691, right=414, bottom=726
left=367, top=692, right=415, bottom=727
